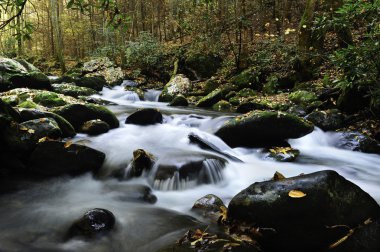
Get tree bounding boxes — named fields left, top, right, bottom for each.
left=50, top=0, right=66, bottom=73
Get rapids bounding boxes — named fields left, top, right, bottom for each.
left=0, top=84, right=379, bottom=251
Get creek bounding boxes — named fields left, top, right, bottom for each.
left=0, top=84, right=379, bottom=251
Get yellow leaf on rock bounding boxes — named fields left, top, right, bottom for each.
left=28, top=129, right=35, bottom=134
left=38, top=137, right=47, bottom=143
left=218, top=206, right=228, bottom=224
left=39, top=118, right=46, bottom=123
left=288, top=190, right=307, bottom=198
left=64, top=141, right=73, bottom=148
left=19, top=126, right=28, bottom=131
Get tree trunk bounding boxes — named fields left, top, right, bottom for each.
left=50, top=0, right=66, bottom=73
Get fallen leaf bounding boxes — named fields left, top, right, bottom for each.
left=218, top=206, right=228, bottom=224
left=288, top=190, right=307, bottom=198
left=19, top=126, right=28, bottom=131
left=328, top=229, right=354, bottom=249
left=38, top=137, right=47, bottom=143
left=64, top=141, right=73, bottom=148
left=39, top=118, right=46, bottom=123
left=28, top=129, right=35, bottom=134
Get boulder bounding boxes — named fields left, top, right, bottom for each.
left=169, top=95, right=188, bottom=107
left=125, top=108, right=163, bottom=126
left=81, top=57, right=124, bottom=86
left=0, top=99, right=20, bottom=122
left=227, top=170, right=380, bottom=252
left=336, top=131, right=380, bottom=154
left=126, top=149, right=155, bottom=178
left=18, top=118, right=62, bottom=149
left=305, top=109, right=346, bottom=131
left=19, top=109, right=76, bottom=138
left=0, top=57, right=51, bottom=91
left=159, top=74, right=192, bottom=102
left=67, top=208, right=115, bottom=239
left=236, top=101, right=270, bottom=113
left=212, top=100, right=232, bottom=112
left=80, top=119, right=110, bottom=135
left=191, top=194, right=226, bottom=220
left=51, top=103, right=119, bottom=130
left=231, top=68, right=261, bottom=89
left=28, top=140, right=105, bottom=176
left=215, top=111, right=314, bottom=148
left=288, top=90, right=319, bottom=106
left=196, top=89, right=222, bottom=108
left=76, top=76, right=107, bottom=91
left=51, top=83, right=97, bottom=98
left=32, top=91, right=67, bottom=107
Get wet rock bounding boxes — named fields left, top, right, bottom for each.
left=231, top=68, right=260, bottom=89
left=188, top=132, right=243, bottom=162
left=236, top=101, right=270, bottom=113
left=0, top=99, right=20, bottom=122
left=126, top=149, right=155, bottom=178
left=228, top=170, right=380, bottom=252
left=29, top=140, right=105, bottom=176
left=262, top=146, right=300, bottom=162
left=215, top=111, right=314, bottom=148
left=125, top=108, right=163, bottom=126
left=51, top=103, right=119, bottom=130
left=81, top=119, right=110, bottom=136
left=336, top=131, right=380, bottom=154
left=19, top=109, right=76, bottom=138
left=169, top=95, right=188, bottom=107
left=19, top=118, right=62, bottom=148
left=159, top=74, right=192, bottom=102
left=67, top=208, right=115, bottom=239
left=0, top=57, right=51, bottom=92
left=212, top=100, right=232, bottom=112
left=289, top=90, right=319, bottom=106
left=191, top=194, right=226, bottom=219
left=305, top=109, right=346, bottom=131
left=52, top=83, right=97, bottom=98
left=196, top=89, right=222, bottom=108
left=76, top=76, right=107, bottom=91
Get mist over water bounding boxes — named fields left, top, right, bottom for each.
left=1, top=84, right=380, bottom=251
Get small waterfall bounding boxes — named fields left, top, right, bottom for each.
left=152, top=158, right=225, bottom=191
left=121, top=80, right=138, bottom=87
left=144, top=89, right=162, bottom=102
left=123, top=91, right=140, bottom=101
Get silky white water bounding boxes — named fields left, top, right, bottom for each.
left=0, top=84, right=379, bottom=251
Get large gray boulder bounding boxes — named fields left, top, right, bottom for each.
left=159, top=74, right=192, bottom=102
left=0, top=57, right=51, bottom=92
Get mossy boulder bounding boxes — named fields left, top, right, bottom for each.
left=227, top=170, right=380, bottom=252
left=33, top=91, right=67, bottom=107
left=52, top=83, right=97, bottom=98
left=81, top=57, right=124, bottom=86
left=18, top=100, right=38, bottom=109
left=169, top=95, right=188, bottom=106
left=184, top=54, right=221, bottom=79
left=0, top=57, right=51, bottom=91
left=0, top=99, right=20, bottom=122
left=215, top=111, right=314, bottom=147
left=289, top=90, right=319, bottom=106
left=159, top=74, right=192, bottom=102
left=212, top=100, right=232, bottom=112
left=51, top=104, right=119, bottom=130
left=81, top=119, right=110, bottom=136
left=19, top=109, right=76, bottom=138
left=196, top=89, right=222, bottom=107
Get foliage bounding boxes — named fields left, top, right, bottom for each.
left=328, top=0, right=380, bottom=112
left=124, top=32, right=164, bottom=73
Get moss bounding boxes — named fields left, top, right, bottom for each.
left=212, top=100, right=232, bottom=112
left=1, top=95, right=19, bottom=106
left=196, top=89, right=222, bottom=107
left=203, top=79, right=219, bottom=94
left=231, top=68, right=260, bottom=89
left=288, top=90, right=318, bottom=106
left=18, top=100, right=38, bottom=109
left=33, top=91, right=67, bottom=107
left=52, top=83, right=97, bottom=98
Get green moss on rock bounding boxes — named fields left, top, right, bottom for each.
left=33, top=91, right=67, bottom=107
left=289, top=90, right=318, bottom=106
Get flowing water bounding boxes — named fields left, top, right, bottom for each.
left=1, top=84, right=380, bottom=251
